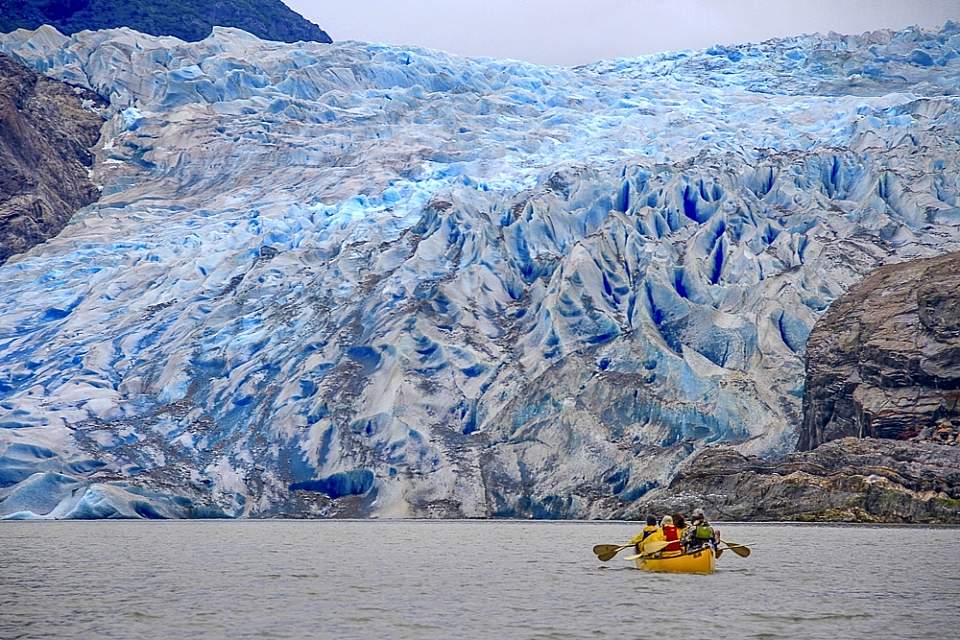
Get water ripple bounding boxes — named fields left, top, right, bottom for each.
left=0, top=522, right=956, bottom=640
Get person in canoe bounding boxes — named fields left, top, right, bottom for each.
left=658, top=515, right=684, bottom=556
left=629, top=515, right=659, bottom=554
left=672, top=512, right=688, bottom=539
left=685, top=509, right=719, bottom=552
left=640, top=516, right=683, bottom=556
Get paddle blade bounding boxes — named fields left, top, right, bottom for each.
left=593, top=544, right=629, bottom=562
left=593, top=544, right=620, bottom=556
left=721, top=541, right=751, bottom=557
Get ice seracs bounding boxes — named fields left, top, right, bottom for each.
left=1, top=23, right=960, bottom=518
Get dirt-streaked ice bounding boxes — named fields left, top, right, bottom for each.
left=1, top=23, right=960, bottom=518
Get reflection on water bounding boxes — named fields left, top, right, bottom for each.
left=1, top=521, right=957, bottom=639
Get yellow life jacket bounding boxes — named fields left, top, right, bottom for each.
left=629, top=525, right=659, bottom=546
left=638, top=528, right=665, bottom=554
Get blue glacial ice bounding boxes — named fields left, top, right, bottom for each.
left=1, top=23, right=960, bottom=518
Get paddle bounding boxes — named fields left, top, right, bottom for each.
left=719, top=540, right=751, bottom=557
left=593, top=543, right=635, bottom=562
left=623, top=541, right=672, bottom=561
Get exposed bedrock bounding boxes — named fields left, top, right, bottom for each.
left=637, top=438, right=960, bottom=523
left=0, top=52, right=105, bottom=264
left=800, top=251, right=960, bottom=450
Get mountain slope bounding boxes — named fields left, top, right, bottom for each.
left=0, top=24, right=959, bottom=519
left=0, top=0, right=331, bottom=44
left=0, top=52, right=105, bottom=264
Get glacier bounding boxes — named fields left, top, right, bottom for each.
left=1, top=23, right=960, bottom=518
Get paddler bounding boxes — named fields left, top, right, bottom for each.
left=659, top=515, right=683, bottom=556
left=686, top=509, right=719, bottom=551
left=672, top=512, right=688, bottom=539
left=629, top=515, right=659, bottom=554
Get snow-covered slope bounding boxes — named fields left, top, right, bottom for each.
left=1, top=23, right=960, bottom=519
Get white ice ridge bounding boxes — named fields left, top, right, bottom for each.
left=1, top=23, right=960, bottom=518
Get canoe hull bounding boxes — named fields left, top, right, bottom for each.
left=635, top=547, right=716, bottom=574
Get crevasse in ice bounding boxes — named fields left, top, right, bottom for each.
left=1, top=23, right=960, bottom=518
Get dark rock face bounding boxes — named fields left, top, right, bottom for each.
left=799, top=251, right=960, bottom=450
left=635, top=253, right=960, bottom=524
left=0, top=53, right=105, bottom=264
left=0, top=0, right=331, bottom=44
left=638, top=438, right=960, bottom=523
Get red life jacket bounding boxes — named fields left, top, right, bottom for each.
left=663, top=525, right=682, bottom=552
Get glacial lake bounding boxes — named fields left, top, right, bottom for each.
left=1, top=521, right=957, bottom=639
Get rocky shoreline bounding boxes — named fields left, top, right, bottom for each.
left=635, top=437, right=960, bottom=524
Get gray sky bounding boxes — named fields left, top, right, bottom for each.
left=285, top=0, right=960, bottom=65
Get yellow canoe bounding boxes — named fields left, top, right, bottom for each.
left=635, top=546, right=716, bottom=574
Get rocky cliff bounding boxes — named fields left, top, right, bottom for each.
left=0, top=0, right=331, bottom=44
left=637, top=438, right=960, bottom=523
left=637, top=251, right=960, bottom=523
left=0, top=52, right=104, bottom=265
left=800, top=251, right=960, bottom=450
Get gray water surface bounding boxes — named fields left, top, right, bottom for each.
left=1, top=521, right=958, bottom=639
